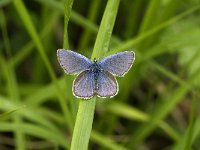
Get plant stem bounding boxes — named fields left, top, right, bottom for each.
left=70, top=0, right=120, bottom=149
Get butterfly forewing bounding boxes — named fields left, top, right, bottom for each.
left=57, top=49, right=91, bottom=74
left=73, top=70, right=95, bottom=99
left=96, top=71, right=118, bottom=98
left=99, top=51, right=135, bottom=76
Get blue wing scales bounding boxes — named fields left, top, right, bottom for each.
left=57, top=49, right=91, bottom=74
left=73, top=70, right=95, bottom=99
left=99, top=51, right=135, bottom=76
left=96, top=71, right=118, bottom=98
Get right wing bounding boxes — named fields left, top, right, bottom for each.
left=96, top=71, right=118, bottom=98
left=99, top=51, right=134, bottom=77
left=57, top=49, right=91, bottom=74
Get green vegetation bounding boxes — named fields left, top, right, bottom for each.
left=0, top=0, right=200, bottom=149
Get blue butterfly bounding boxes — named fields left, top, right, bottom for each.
left=57, top=49, right=135, bottom=99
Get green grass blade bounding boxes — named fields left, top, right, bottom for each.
left=0, top=10, right=26, bottom=150
left=62, top=0, right=78, bottom=125
left=130, top=68, right=200, bottom=148
left=109, top=5, right=200, bottom=54
left=12, top=0, right=73, bottom=130
left=10, top=12, right=60, bottom=67
left=5, top=64, right=25, bottom=150
left=63, top=0, right=74, bottom=48
left=172, top=91, right=199, bottom=150
left=70, top=99, right=96, bottom=150
left=139, top=0, right=161, bottom=33
left=91, top=131, right=127, bottom=150
left=106, top=102, right=179, bottom=141
left=70, top=0, right=120, bottom=149
left=91, top=0, right=120, bottom=60
left=0, top=122, right=69, bottom=149
left=183, top=91, right=198, bottom=150
left=0, top=107, right=25, bottom=118
left=0, top=0, right=11, bottom=7
left=78, top=0, right=101, bottom=50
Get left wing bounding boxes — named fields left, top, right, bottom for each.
left=57, top=49, right=91, bottom=74
left=73, top=70, right=95, bottom=99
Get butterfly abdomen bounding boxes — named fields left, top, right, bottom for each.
left=89, top=61, right=102, bottom=91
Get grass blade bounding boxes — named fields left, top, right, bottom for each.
left=12, top=0, right=73, bottom=130
left=70, top=0, right=120, bottom=149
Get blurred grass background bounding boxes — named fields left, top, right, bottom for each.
left=0, top=0, right=200, bottom=150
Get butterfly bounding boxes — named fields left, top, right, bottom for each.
left=57, top=49, right=135, bottom=99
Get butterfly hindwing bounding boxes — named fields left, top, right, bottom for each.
left=57, top=49, right=91, bottom=74
left=96, top=71, right=118, bottom=98
left=73, top=70, right=95, bottom=99
left=99, top=51, right=135, bottom=76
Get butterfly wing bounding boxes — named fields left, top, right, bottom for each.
left=96, top=71, right=118, bottom=98
left=73, top=70, right=95, bottom=99
left=99, top=51, right=135, bottom=76
left=57, top=49, right=91, bottom=74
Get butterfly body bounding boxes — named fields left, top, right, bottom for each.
left=89, top=59, right=103, bottom=91
left=57, top=49, right=135, bottom=99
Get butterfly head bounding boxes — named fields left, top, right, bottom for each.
left=90, top=58, right=102, bottom=74
left=93, top=58, right=98, bottom=63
